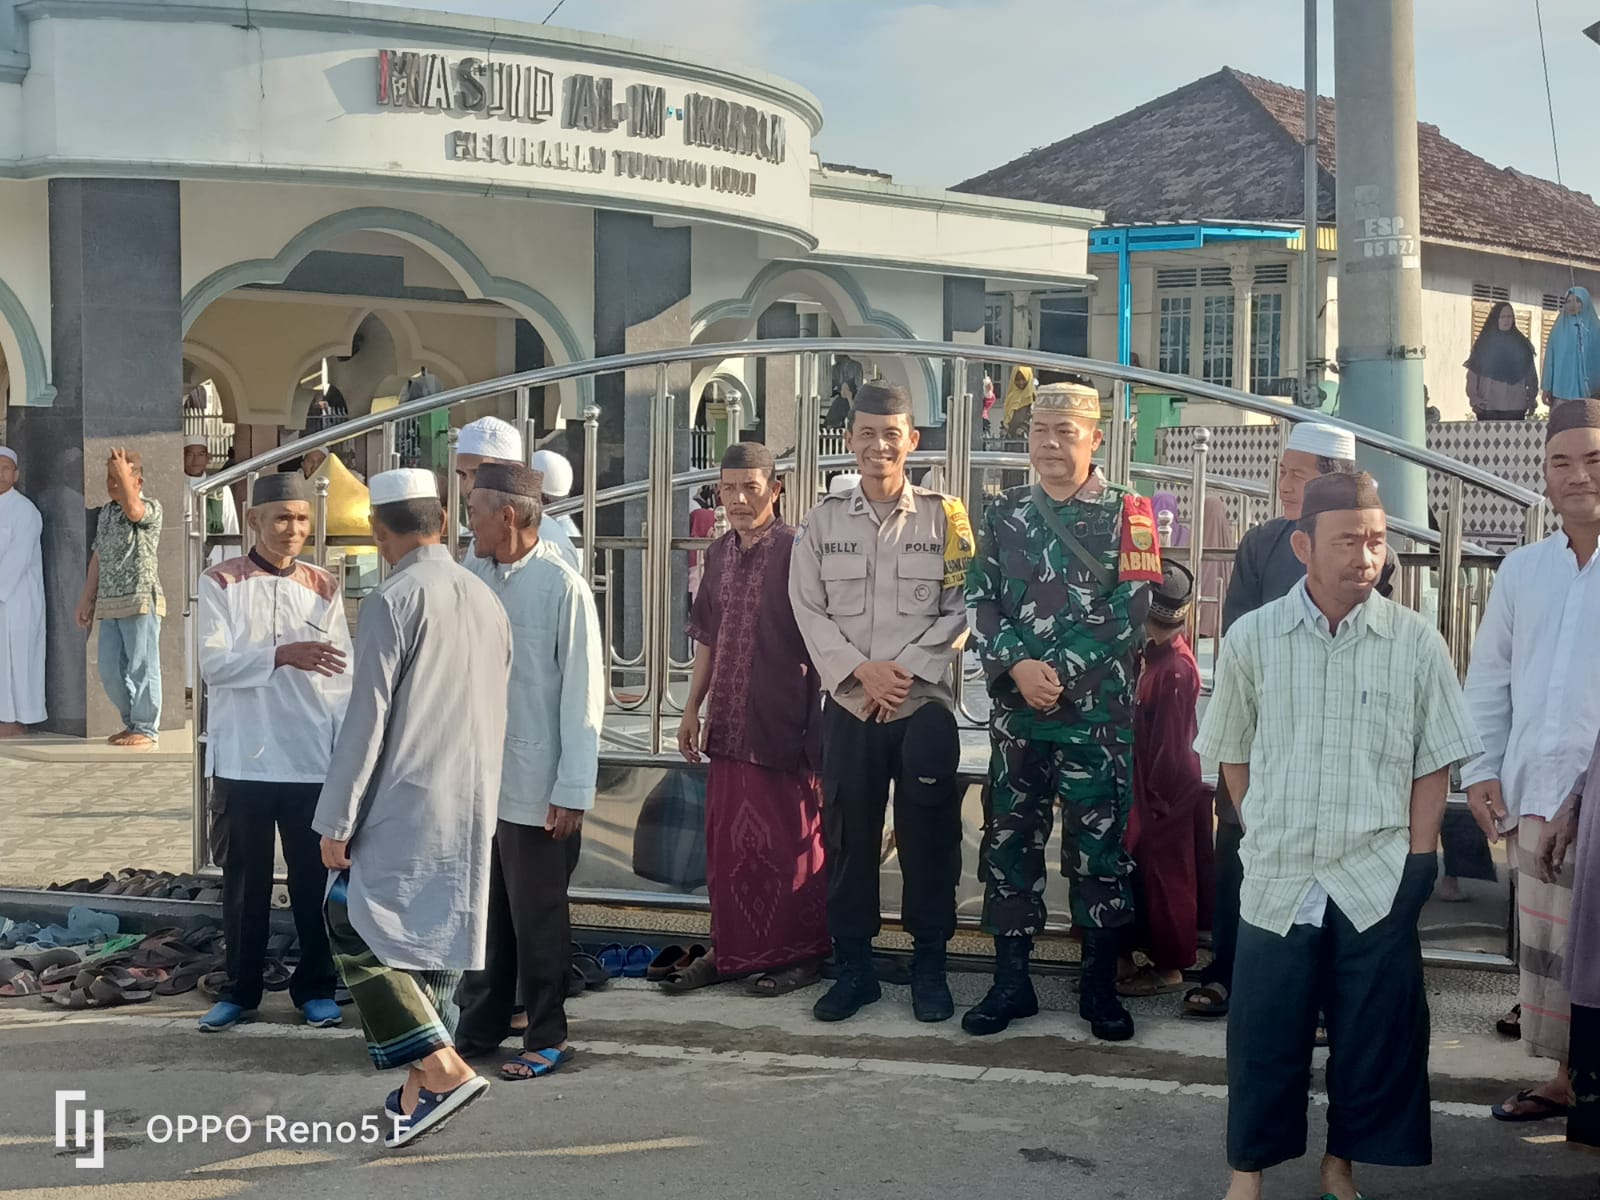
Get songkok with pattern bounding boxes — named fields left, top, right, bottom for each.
left=1148, top=561, right=1194, bottom=626
left=474, top=462, right=543, bottom=499
left=457, top=416, right=523, bottom=461
left=251, top=472, right=312, bottom=506
left=369, top=468, right=439, bottom=506
left=1033, top=381, right=1101, bottom=420
left=1300, top=470, right=1383, bottom=519
left=850, top=381, right=913, bottom=417
left=1547, top=398, right=1600, bottom=443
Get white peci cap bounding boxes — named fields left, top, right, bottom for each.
left=457, top=416, right=523, bottom=461
left=530, top=449, right=574, bottom=497
left=829, top=472, right=861, bottom=496
left=184, top=434, right=209, bottom=450
left=1285, top=422, right=1357, bottom=462
left=0, top=446, right=16, bottom=464
left=369, top=468, right=439, bottom=506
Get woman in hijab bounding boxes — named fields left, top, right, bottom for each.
left=1465, top=302, right=1539, bottom=420
left=1543, top=287, right=1600, bottom=407
left=1001, top=366, right=1036, bottom=438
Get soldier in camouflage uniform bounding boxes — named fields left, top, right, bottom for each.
left=964, top=380, right=1161, bottom=1042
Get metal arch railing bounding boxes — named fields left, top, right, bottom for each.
left=183, top=337, right=1541, bottom=967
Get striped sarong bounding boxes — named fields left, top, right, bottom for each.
left=325, top=874, right=463, bottom=1070
left=1514, top=827, right=1573, bottom=1062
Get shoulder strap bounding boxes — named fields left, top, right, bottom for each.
left=1030, top=484, right=1114, bottom=592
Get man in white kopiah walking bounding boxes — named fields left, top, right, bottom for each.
left=454, top=417, right=579, bottom=572
left=0, top=447, right=45, bottom=735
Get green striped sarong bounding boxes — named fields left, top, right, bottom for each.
left=325, top=873, right=463, bottom=1070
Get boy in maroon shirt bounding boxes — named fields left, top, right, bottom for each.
left=1120, top=562, right=1215, bottom=997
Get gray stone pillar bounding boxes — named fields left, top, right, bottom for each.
left=593, top=212, right=691, bottom=662
left=11, top=180, right=184, bottom=738
left=754, top=302, right=799, bottom=456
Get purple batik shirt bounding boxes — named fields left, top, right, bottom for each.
left=687, top=519, right=821, bottom=776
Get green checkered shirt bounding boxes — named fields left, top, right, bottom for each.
left=1195, top=579, right=1482, bottom=934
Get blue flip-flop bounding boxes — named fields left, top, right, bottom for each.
left=596, top=943, right=627, bottom=978
left=383, top=1075, right=490, bottom=1149
left=622, top=944, right=653, bottom=978
left=500, top=1046, right=573, bottom=1081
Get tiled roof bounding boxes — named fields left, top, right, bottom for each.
left=954, top=67, right=1600, bottom=267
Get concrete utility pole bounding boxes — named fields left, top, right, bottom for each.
left=1332, top=0, right=1427, bottom=525
left=1300, top=0, right=1320, bottom=404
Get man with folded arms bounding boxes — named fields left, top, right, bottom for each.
left=1196, top=472, right=1481, bottom=1200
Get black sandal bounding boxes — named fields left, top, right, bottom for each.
left=746, top=963, right=820, bottom=997
left=1182, top=982, right=1229, bottom=1018
left=1496, top=1003, right=1521, bottom=1039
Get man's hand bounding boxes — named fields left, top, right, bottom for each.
left=677, top=710, right=707, bottom=763
left=546, top=805, right=584, bottom=841
left=75, top=596, right=95, bottom=630
left=854, top=661, right=912, bottom=720
left=107, top=448, right=137, bottom=493
left=276, top=641, right=348, bottom=676
left=1467, top=780, right=1509, bottom=842
left=1010, top=659, right=1063, bottom=712
left=320, top=837, right=352, bottom=870
left=1537, top=797, right=1581, bottom=884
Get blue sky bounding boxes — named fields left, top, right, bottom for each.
left=369, top=0, right=1600, bottom=202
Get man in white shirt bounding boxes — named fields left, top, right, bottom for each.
left=197, top=472, right=352, bottom=1033
left=184, top=435, right=239, bottom=688
left=454, top=462, right=603, bottom=1082
left=455, top=417, right=579, bottom=572
left=531, top=448, right=581, bottom=542
left=0, top=447, right=45, bottom=734
left=1464, top=398, right=1600, bottom=1122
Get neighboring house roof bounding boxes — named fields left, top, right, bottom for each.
left=954, top=67, right=1600, bottom=269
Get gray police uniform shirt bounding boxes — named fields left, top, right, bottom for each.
left=789, top=482, right=970, bottom=723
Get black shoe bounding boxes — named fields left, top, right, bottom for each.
left=961, top=935, right=1038, bottom=1036
left=812, top=939, right=881, bottom=1022
left=1078, top=930, right=1134, bottom=1042
left=909, top=937, right=953, bottom=1023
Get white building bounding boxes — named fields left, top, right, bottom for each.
left=0, top=0, right=1100, bottom=736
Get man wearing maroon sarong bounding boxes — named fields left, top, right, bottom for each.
left=675, top=441, right=830, bottom=995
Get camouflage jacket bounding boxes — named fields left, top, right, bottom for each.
left=966, top=473, right=1149, bottom=745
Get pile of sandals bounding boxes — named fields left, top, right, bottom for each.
left=47, top=869, right=222, bottom=903
left=0, top=926, right=227, bottom=1009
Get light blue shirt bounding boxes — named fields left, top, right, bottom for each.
left=468, top=538, right=603, bottom=826
left=539, top=515, right=581, bottom=573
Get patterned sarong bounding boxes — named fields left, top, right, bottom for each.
left=325, top=873, right=462, bottom=1070
left=1514, top=828, right=1573, bottom=1061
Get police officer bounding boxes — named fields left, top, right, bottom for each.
left=965, top=380, right=1161, bottom=1042
left=789, top=381, right=972, bottom=1024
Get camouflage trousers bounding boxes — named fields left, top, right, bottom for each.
left=980, top=731, right=1135, bottom=935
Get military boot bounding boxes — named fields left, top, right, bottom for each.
left=1077, top=930, right=1134, bottom=1042
left=812, top=938, right=881, bottom=1022
left=909, top=937, right=954, bottom=1022
left=961, top=935, right=1039, bottom=1036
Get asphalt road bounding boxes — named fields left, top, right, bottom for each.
left=1, top=981, right=1596, bottom=1200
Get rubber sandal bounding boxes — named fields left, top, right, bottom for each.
left=262, top=961, right=292, bottom=992
left=1496, top=1003, right=1521, bottom=1039
left=1182, top=983, right=1229, bottom=1018
left=659, top=954, right=720, bottom=994
left=1491, top=1088, right=1570, bottom=1122
left=1116, top=967, right=1186, bottom=998
left=0, top=969, right=41, bottom=997
left=384, top=1075, right=490, bottom=1149
left=154, top=960, right=217, bottom=997
left=644, top=944, right=689, bottom=982
left=52, top=967, right=154, bottom=1009
left=596, top=944, right=627, bottom=978
left=622, top=945, right=654, bottom=978
left=500, top=1046, right=572, bottom=1082
left=565, top=964, right=586, bottom=999
left=572, top=952, right=609, bottom=991
left=746, top=963, right=820, bottom=997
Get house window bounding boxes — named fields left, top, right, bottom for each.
left=1158, top=296, right=1192, bottom=376
left=983, top=298, right=1008, bottom=347
left=1250, top=292, right=1284, bottom=384
left=1201, top=294, right=1235, bottom=387
left=1037, top=294, right=1089, bottom=358
left=1542, top=291, right=1566, bottom=348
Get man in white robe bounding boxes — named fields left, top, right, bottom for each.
left=455, top=416, right=579, bottom=572
left=313, top=467, right=511, bottom=1149
left=0, top=447, right=45, bottom=733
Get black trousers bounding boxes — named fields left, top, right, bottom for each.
left=457, top=819, right=581, bottom=1052
left=1200, top=819, right=1243, bottom=990
left=217, top=778, right=336, bottom=1010
left=820, top=699, right=961, bottom=942
left=1227, top=853, right=1436, bottom=1173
